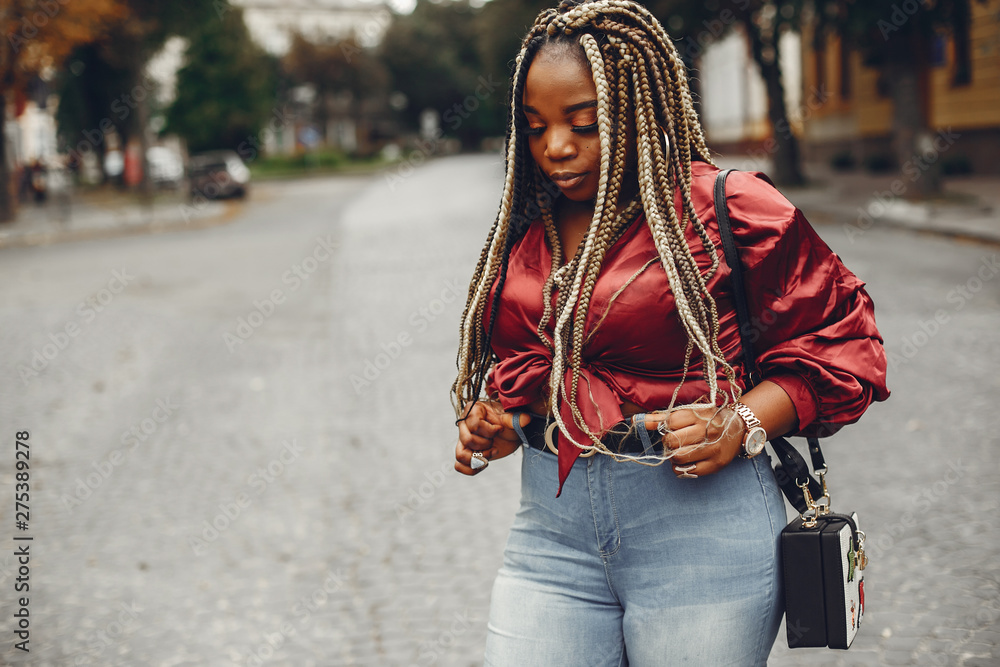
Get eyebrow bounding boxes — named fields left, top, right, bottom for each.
left=523, top=100, right=598, bottom=115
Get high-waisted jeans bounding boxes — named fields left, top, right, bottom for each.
left=483, top=414, right=786, bottom=667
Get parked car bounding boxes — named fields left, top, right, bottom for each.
left=188, top=150, right=250, bottom=200
left=147, top=146, right=184, bottom=189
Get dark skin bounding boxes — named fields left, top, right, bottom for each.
left=455, top=44, right=799, bottom=477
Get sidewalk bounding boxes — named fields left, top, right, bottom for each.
left=0, top=186, right=236, bottom=249
left=717, top=157, right=1000, bottom=245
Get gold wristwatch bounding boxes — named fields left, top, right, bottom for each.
left=734, top=403, right=767, bottom=458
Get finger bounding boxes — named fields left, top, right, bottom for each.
left=672, top=461, right=699, bottom=479
left=461, top=403, right=501, bottom=436
left=474, top=421, right=502, bottom=439
left=667, top=409, right=699, bottom=430
left=673, top=458, right=726, bottom=478
left=498, top=412, right=531, bottom=430
left=644, top=412, right=667, bottom=431
left=654, top=424, right=705, bottom=452
left=454, top=460, right=477, bottom=476
left=493, top=428, right=522, bottom=444
left=644, top=409, right=699, bottom=432
left=669, top=442, right=718, bottom=465
left=455, top=445, right=493, bottom=474
left=458, top=422, right=494, bottom=450
left=459, top=412, right=500, bottom=443
left=664, top=424, right=711, bottom=449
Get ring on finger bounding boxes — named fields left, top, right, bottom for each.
left=674, top=463, right=698, bottom=479
left=470, top=451, right=489, bottom=471
left=656, top=420, right=670, bottom=435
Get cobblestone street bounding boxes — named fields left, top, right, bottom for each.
left=0, top=154, right=998, bottom=666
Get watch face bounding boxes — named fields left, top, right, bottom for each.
left=746, top=427, right=767, bottom=455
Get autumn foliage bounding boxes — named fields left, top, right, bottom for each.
left=1, top=0, right=127, bottom=92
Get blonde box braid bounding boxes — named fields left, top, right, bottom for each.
left=453, top=0, right=743, bottom=461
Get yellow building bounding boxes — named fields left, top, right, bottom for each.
left=801, top=0, right=1000, bottom=173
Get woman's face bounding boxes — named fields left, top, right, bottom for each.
left=522, top=46, right=602, bottom=203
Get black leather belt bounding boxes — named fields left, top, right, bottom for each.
left=514, top=413, right=662, bottom=456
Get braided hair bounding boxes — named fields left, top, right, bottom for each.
left=452, top=0, right=741, bottom=460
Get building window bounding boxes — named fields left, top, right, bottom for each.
left=931, top=33, right=948, bottom=68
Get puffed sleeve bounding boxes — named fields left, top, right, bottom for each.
left=724, top=171, right=890, bottom=437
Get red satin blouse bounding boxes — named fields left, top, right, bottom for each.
left=485, top=161, right=890, bottom=496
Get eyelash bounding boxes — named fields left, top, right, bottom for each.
left=524, top=122, right=598, bottom=137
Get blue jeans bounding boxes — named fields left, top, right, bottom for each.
left=484, top=415, right=786, bottom=666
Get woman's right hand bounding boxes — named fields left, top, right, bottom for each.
left=454, top=402, right=531, bottom=475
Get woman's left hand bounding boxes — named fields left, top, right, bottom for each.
left=644, top=405, right=744, bottom=478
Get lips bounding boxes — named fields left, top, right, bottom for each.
left=549, top=172, right=588, bottom=190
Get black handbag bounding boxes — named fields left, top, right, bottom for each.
left=714, top=169, right=868, bottom=650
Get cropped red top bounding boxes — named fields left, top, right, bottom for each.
left=485, top=162, right=890, bottom=495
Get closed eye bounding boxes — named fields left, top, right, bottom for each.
left=523, top=122, right=598, bottom=137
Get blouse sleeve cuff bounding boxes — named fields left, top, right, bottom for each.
left=763, top=372, right=818, bottom=434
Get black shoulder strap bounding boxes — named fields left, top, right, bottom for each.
left=713, top=169, right=759, bottom=387
left=713, top=169, right=824, bottom=512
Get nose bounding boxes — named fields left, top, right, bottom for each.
left=544, top=127, right=577, bottom=162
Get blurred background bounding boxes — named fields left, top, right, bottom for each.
left=2, top=0, right=998, bottom=214
left=1, top=1, right=998, bottom=666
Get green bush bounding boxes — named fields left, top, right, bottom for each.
left=251, top=149, right=348, bottom=176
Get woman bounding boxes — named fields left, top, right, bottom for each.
left=452, top=1, right=889, bottom=664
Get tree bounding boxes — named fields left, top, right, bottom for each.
left=380, top=0, right=503, bottom=148
left=814, top=0, right=985, bottom=198
left=54, top=42, right=134, bottom=182
left=164, top=5, right=277, bottom=154
left=0, top=0, right=125, bottom=221
left=475, top=0, right=552, bottom=125
left=283, top=32, right=388, bottom=153
left=645, top=0, right=807, bottom=186
left=49, top=0, right=223, bottom=193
